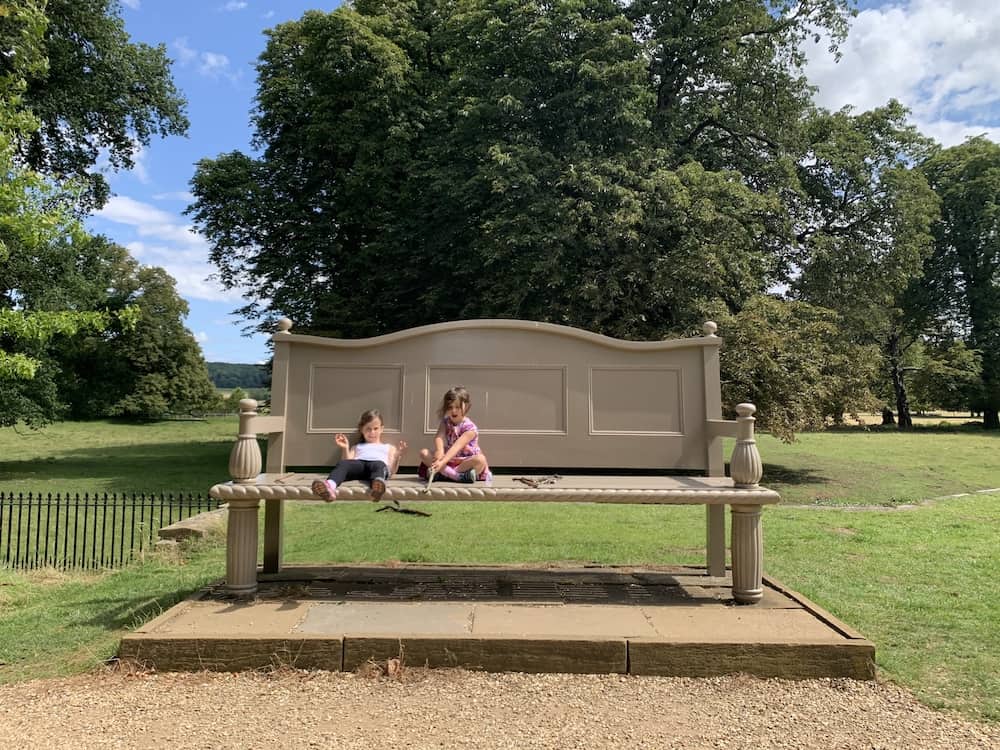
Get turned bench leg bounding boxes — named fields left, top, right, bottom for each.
left=730, top=503, right=763, bottom=604
left=225, top=498, right=260, bottom=595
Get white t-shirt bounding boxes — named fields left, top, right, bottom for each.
left=354, top=442, right=391, bottom=464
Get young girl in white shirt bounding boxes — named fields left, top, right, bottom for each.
left=311, top=409, right=407, bottom=502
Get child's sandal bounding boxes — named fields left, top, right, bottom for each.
left=311, top=479, right=335, bottom=502
left=370, top=478, right=386, bottom=502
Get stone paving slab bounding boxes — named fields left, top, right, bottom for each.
left=298, top=602, right=474, bottom=636
left=146, top=599, right=311, bottom=635
left=471, top=603, right=658, bottom=637
left=642, top=607, right=842, bottom=642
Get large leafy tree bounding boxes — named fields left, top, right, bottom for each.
left=49, top=237, right=220, bottom=420
left=1, top=1, right=201, bottom=425
left=17, top=0, right=188, bottom=210
left=0, top=0, right=132, bottom=426
left=788, top=102, right=940, bottom=427
left=189, top=0, right=852, bottom=342
left=717, top=295, right=877, bottom=441
left=920, top=137, right=1000, bottom=428
left=105, top=266, right=220, bottom=420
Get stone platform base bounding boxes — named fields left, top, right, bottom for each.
left=119, top=564, right=875, bottom=680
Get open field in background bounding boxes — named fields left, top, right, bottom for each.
left=855, top=411, right=982, bottom=426
left=0, top=418, right=238, bottom=495
left=1, top=419, right=998, bottom=722
left=752, top=427, right=1000, bottom=506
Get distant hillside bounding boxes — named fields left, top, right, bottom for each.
left=207, top=362, right=270, bottom=389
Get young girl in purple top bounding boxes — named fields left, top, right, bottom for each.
left=311, top=409, right=408, bottom=502
left=418, top=386, right=492, bottom=483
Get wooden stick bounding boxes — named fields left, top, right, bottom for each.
left=421, top=468, right=437, bottom=494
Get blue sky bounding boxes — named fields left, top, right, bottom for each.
left=90, top=0, right=1000, bottom=364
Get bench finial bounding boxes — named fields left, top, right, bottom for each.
left=229, top=398, right=262, bottom=484
left=731, top=402, right=763, bottom=487
left=702, top=321, right=718, bottom=337
left=276, top=318, right=293, bottom=334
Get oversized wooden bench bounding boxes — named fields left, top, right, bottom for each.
left=210, top=319, right=779, bottom=603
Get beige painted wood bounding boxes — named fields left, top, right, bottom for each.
left=215, top=319, right=773, bottom=603
left=274, top=320, right=719, bottom=470
left=224, top=498, right=259, bottom=595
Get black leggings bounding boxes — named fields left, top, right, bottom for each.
left=327, top=459, right=389, bottom=485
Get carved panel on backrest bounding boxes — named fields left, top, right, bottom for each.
left=589, top=366, right=683, bottom=435
left=426, top=366, right=567, bottom=434
left=308, top=364, right=404, bottom=433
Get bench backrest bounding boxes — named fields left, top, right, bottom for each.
left=265, top=319, right=732, bottom=476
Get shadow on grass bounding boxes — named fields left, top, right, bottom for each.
left=759, top=463, right=832, bottom=486
left=75, top=586, right=206, bottom=632
left=0, top=439, right=243, bottom=493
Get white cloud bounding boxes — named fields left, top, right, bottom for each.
left=195, top=331, right=209, bottom=344
left=153, top=190, right=196, bottom=202
left=130, top=144, right=151, bottom=184
left=171, top=37, right=240, bottom=83
left=121, top=0, right=141, bottom=8
left=172, top=37, right=198, bottom=67
left=199, top=51, right=232, bottom=78
left=223, top=1, right=248, bottom=10
left=97, top=195, right=179, bottom=229
left=127, top=240, right=243, bottom=302
left=96, top=196, right=244, bottom=303
left=262, top=10, right=275, bottom=19
left=803, top=0, right=1000, bottom=146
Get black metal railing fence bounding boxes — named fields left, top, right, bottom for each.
left=0, top=492, right=222, bottom=571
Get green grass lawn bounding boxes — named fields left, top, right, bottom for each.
left=0, top=420, right=998, bottom=723
left=756, top=427, right=1000, bottom=506
left=0, top=418, right=238, bottom=495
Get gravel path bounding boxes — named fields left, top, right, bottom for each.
left=2, top=669, right=998, bottom=749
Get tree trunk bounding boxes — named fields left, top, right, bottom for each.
left=886, top=333, right=913, bottom=430
left=985, top=409, right=999, bottom=429
left=881, top=407, right=895, bottom=425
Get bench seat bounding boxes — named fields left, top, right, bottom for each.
left=211, top=473, right=780, bottom=505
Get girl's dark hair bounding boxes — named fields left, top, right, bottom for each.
left=437, top=386, right=471, bottom=419
left=356, top=409, right=382, bottom=442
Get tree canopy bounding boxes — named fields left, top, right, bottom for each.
left=17, top=0, right=189, bottom=211
left=920, top=137, right=1000, bottom=428
left=1, top=0, right=214, bottom=426
left=51, top=241, right=220, bottom=420
left=0, top=0, right=131, bottom=409
left=190, top=0, right=852, bottom=338
left=187, top=0, right=998, bottom=434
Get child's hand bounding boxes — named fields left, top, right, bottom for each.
left=397, top=440, right=408, bottom=453
left=334, top=433, right=349, bottom=450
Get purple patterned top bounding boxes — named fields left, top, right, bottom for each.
left=443, top=417, right=481, bottom=460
